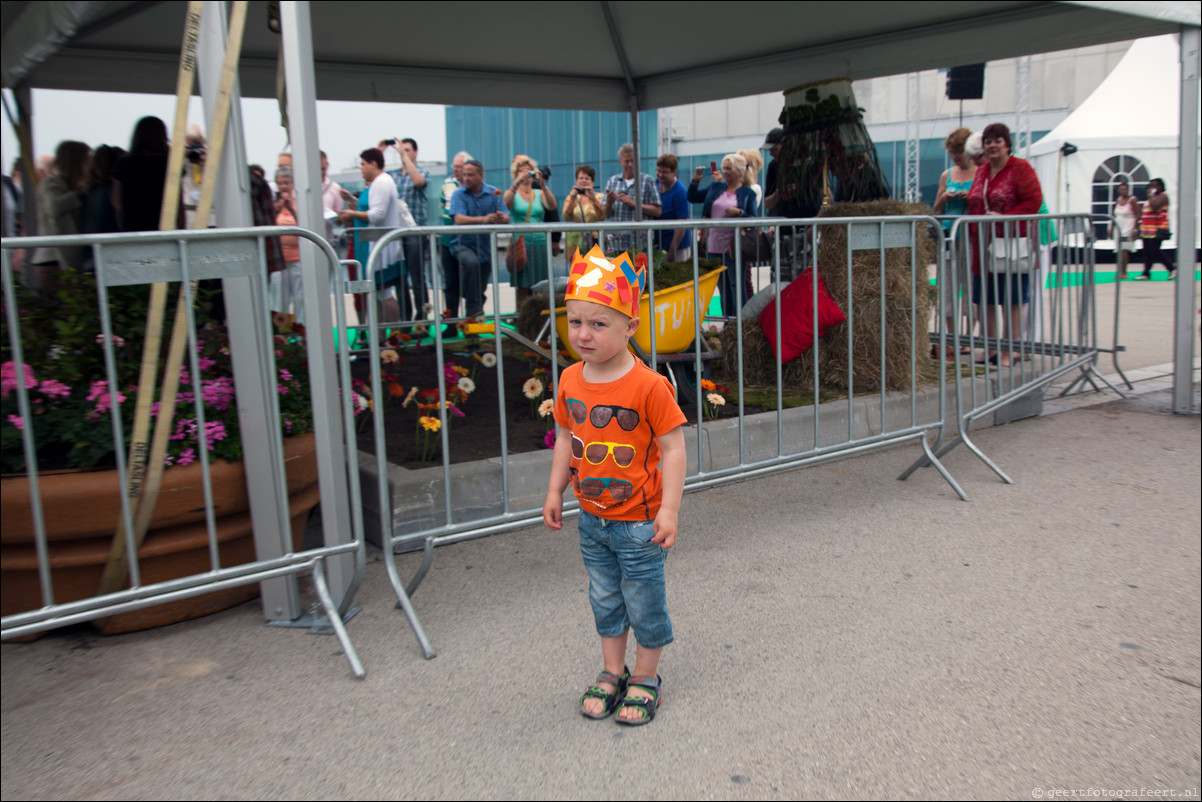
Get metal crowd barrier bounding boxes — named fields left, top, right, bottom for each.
left=355, top=215, right=963, bottom=656
left=1, top=227, right=367, bottom=678
left=901, top=212, right=1126, bottom=487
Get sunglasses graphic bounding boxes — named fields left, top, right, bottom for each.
left=572, top=435, right=636, bottom=467
left=570, top=467, right=634, bottom=500
left=567, top=397, right=639, bottom=430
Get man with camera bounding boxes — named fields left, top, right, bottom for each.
left=380, top=137, right=430, bottom=320
left=182, top=124, right=214, bottom=228
left=603, top=142, right=660, bottom=254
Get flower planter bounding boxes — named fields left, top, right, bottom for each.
left=1, top=433, right=320, bottom=635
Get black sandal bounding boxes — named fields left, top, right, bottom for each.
left=580, top=666, right=629, bottom=720
left=614, top=673, right=661, bottom=726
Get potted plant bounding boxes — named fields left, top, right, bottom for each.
left=1, top=268, right=321, bottom=633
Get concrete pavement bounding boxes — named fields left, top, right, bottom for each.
left=2, top=276, right=1199, bottom=801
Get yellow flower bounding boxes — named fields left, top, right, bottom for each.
left=522, top=377, right=544, bottom=400
left=701, top=379, right=716, bottom=391
left=453, top=365, right=469, bottom=376
left=419, top=416, right=442, bottom=432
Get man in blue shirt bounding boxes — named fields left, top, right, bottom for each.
left=450, top=159, right=510, bottom=318
left=655, top=154, right=691, bottom=262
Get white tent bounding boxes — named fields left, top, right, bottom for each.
left=1030, top=33, right=1201, bottom=249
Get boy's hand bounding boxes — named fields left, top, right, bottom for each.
left=543, top=493, right=564, bottom=531
left=652, top=508, right=677, bottom=548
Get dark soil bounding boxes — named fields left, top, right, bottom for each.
left=348, top=335, right=764, bottom=470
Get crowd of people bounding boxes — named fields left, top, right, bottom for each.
left=3, top=116, right=1177, bottom=343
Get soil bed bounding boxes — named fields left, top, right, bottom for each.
left=348, top=336, right=768, bottom=470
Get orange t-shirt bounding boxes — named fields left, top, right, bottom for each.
left=553, top=360, right=687, bottom=521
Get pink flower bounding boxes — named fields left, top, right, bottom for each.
left=86, top=380, right=126, bottom=418
left=38, top=379, right=71, bottom=399
left=203, top=421, right=228, bottom=449
left=94, top=333, right=126, bottom=347
left=201, top=377, right=236, bottom=411
left=543, top=429, right=556, bottom=449
left=1, top=361, right=37, bottom=398
left=197, top=355, right=217, bottom=371
left=176, top=448, right=197, bottom=466
left=7, top=413, right=24, bottom=430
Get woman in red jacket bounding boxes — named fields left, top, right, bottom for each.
left=965, top=122, right=1043, bottom=367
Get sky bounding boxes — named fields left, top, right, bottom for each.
left=1, top=88, right=447, bottom=177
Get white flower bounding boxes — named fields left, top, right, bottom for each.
left=480, top=352, right=497, bottom=368
left=522, top=377, right=544, bottom=400
left=706, top=392, right=725, bottom=406
left=457, top=377, right=476, bottom=394
left=380, top=349, right=400, bottom=364
left=538, top=399, right=554, bottom=418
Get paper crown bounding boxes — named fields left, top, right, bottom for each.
left=564, top=245, right=647, bottom=319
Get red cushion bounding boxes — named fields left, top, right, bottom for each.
left=759, top=267, right=846, bottom=364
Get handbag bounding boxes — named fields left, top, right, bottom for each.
left=988, top=236, right=1032, bottom=274
left=738, top=228, right=774, bottom=264
left=984, top=177, right=1034, bottom=274
left=505, top=196, right=534, bottom=273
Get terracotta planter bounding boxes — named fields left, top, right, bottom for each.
left=1, top=433, right=320, bottom=634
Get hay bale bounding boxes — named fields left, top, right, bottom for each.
left=815, top=200, right=937, bottom=392
left=516, top=293, right=562, bottom=343
left=716, top=199, right=939, bottom=395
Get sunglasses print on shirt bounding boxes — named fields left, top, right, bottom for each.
left=566, top=397, right=640, bottom=431
left=570, top=467, right=634, bottom=501
left=571, top=435, right=637, bottom=467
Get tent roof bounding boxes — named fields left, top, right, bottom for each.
left=2, top=1, right=1198, bottom=111
left=1030, top=33, right=1189, bottom=155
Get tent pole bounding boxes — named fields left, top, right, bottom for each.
left=631, top=95, right=642, bottom=225
left=1172, top=25, right=1199, bottom=415
left=279, top=0, right=359, bottom=607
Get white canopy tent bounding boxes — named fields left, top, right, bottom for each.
left=1030, top=33, right=1201, bottom=248
left=2, top=2, right=1198, bottom=613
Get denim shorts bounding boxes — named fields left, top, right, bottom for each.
left=577, top=510, right=673, bottom=649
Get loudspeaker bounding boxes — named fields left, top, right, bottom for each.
left=946, top=64, right=985, bottom=100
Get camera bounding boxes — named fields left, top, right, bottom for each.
left=185, top=144, right=205, bottom=164
left=538, top=165, right=551, bottom=180
left=383, top=138, right=396, bottom=146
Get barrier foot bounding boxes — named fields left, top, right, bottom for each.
left=311, top=560, right=367, bottom=678
left=405, top=536, right=436, bottom=598
left=898, top=436, right=969, bottom=501
left=384, top=536, right=436, bottom=659
left=918, top=435, right=968, bottom=501
left=1058, top=364, right=1129, bottom=401
left=960, top=420, right=1015, bottom=485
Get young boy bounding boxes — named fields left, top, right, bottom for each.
left=543, top=245, right=687, bottom=726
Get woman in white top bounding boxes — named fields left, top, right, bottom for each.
left=1110, top=181, right=1140, bottom=281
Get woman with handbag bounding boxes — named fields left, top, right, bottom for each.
left=688, top=153, right=758, bottom=316
left=1136, top=178, right=1175, bottom=281
left=965, top=122, right=1043, bottom=368
left=504, top=154, right=557, bottom=306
